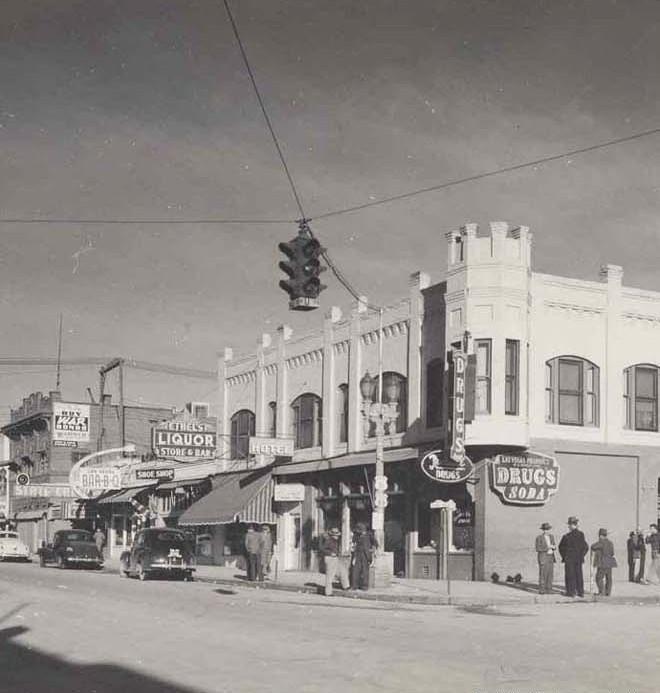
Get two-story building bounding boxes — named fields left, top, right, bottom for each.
left=180, top=222, right=660, bottom=583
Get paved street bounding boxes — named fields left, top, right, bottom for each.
left=1, top=561, right=658, bottom=693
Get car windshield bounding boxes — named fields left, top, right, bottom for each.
left=0, top=532, right=18, bottom=539
left=59, top=531, right=93, bottom=542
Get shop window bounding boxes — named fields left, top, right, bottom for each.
left=291, top=394, right=322, bottom=449
left=268, top=401, right=277, bottom=438
left=230, top=410, right=255, bottom=459
left=426, top=358, right=444, bottom=428
left=545, top=356, right=599, bottom=426
left=624, top=364, right=659, bottom=431
left=416, top=495, right=474, bottom=550
left=505, top=340, right=520, bottom=415
left=475, top=340, right=491, bottom=415
left=337, top=384, right=349, bottom=444
left=368, top=372, right=408, bottom=436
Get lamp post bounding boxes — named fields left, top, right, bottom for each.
left=359, top=310, right=401, bottom=580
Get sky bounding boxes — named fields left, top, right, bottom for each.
left=1, top=0, right=660, bottom=418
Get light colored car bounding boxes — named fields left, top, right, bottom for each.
left=0, top=530, right=31, bottom=561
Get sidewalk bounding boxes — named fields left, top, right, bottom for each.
left=103, top=557, right=660, bottom=606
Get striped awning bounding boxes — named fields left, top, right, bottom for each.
left=178, top=471, right=275, bottom=526
left=96, top=485, right=155, bottom=505
left=155, top=477, right=209, bottom=492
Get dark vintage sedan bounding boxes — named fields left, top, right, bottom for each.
left=39, top=529, right=104, bottom=569
left=120, top=528, right=195, bottom=581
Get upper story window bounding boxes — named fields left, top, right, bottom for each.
left=505, top=340, right=520, bottom=416
left=268, top=401, right=277, bottom=438
left=475, top=340, right=492, bottom=415
left=230, top=410, right=255, bottom=459
left=545, top=356, right=599, bottom=426
left=291, top=394, right=322, bottom=449
left=337, top=384, right=349, bottom=444
left=624, top=364, right=658, bottom=432
left=368, top=372, right=408, bottom=436
left=426, top=358, right=444, bottom=428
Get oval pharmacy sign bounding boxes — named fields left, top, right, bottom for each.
left=420, top=450, right=474, bottom=484
left=490, top=451, right=559, bottom=505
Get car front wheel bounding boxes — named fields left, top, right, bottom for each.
left=56, top=554, right=66, bottom=569
left=119, top=560, right=129, bottom=578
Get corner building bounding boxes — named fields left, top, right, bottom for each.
left=214, top=222, right=660, bottom=582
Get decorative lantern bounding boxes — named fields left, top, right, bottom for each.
left=360, top=371, right=376, bottom=401
left=383, top=373, right=401, bottom=404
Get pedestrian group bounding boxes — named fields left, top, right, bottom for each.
left=535, top=516, right=660, bottom=597
left=244, top=524, right=273, bottom=582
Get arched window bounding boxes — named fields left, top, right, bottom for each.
left=291, top=394, right=322, bottom=449
left=545, top=356, right=599, bottom=426
left=623, top=364, right=659, bottom=431
left=230, top=410, right=255, bottom=459
left=426, top=359, right=444, bottom=428
left=337, top=384, right=349, bottom=443
left=369, top=372, right=407, bottom=435
left=268, top=401, right=277, bottom=438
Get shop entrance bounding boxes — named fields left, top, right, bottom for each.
left=282, top=508, right=302, bottom=570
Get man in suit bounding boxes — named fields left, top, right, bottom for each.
left=535, top=522, right=557, bottom=594
left=591, top=528, right=617, bottom=596
left=558, top=516, right=589, bottom=598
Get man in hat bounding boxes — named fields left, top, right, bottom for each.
left=534, top=522, right=556, bottom=594
left=591, top=528, right=617, bottom=596
left=627, top=529, right=646, bottom=582
left=558, top=516, right=589, bottom=597
left=244, top=525, right=262, bottom=582
left=351, top=522, right=376, bottom=591
left=318, top=528, right=350, bottom=596
left=645, top=524, right=660, bottom=584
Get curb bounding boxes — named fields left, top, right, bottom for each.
left=101, top=565, right=660, bottom=607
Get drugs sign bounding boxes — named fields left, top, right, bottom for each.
left=490, top=451, right=560, bottom=505
left=53, top=403, right=90, bottom=443
left=420, top=450, right=474, bottom=484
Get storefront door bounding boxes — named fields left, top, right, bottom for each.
left=283, top=508, right=301, bottom=570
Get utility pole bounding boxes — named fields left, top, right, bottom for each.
left=55, top=313, right=63, bottom=390
left=98, top=358, right=125, bottom=452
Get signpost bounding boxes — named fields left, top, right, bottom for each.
left=490, top=451, right=560, bottom=505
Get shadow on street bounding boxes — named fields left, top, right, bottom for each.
left=0, top=625, right=205, bottom=693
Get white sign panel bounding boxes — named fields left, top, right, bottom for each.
left=249, top=437, right=294, bottom=457
left=273, top=483, right=305, bottom=502
left=77, top=467, right=122, bottom=492
left=53, top=402, right=91, bottom=443
left=14, top=483, right=76, bottom=499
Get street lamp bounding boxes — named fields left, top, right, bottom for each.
left=360, top=312, right=401, bottom=577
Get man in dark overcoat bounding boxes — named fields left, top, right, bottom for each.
left=591, top=528, right=617, bottom=596
left=558, top=516, right=589, bottom=598
left=350, top=523, right=375, bottom=591
left=535, top=522, right=556, bottom=594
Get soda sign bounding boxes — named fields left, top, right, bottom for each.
left=490, top=451, right=560, bottom=505
left=420, top=450, right=474, bottom=484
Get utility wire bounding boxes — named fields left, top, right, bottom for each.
left=308, top=126, right=660, bottom=221
left=222, top=0, right=307, bottom=222
left=3, top=125, right=659, bottom=227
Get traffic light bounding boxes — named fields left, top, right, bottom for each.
left=278, top=222, right=327, bottom=311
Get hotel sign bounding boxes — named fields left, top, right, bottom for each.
left=490, top=451, right=560, bottom=505
left=420, top=449, right=474, bottom=484
left=152, top=419, right=217, bottom=459
left=249, top=437, right=294, bottom=458
left=450, top=351, right=467, bottom=464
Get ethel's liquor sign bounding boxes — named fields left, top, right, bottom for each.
left=152, top=419, right=216, bottom=459
left=490, top=451, right=560, bottom=505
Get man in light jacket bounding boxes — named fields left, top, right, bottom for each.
left=591, top=528, right=617, bottom=596
left=535, top=522, right=556, bottom=594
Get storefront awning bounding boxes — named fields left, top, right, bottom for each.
left=96, top=485, right=155, bottom=505
left=272, top=447, right=419, bottom=477
left=155, top=477, right=209, bottom=491
left=14, top=509, right=48, bottom=521
left=178, top=471, right=275, bottom=526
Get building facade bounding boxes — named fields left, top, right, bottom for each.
left=202, top=222, right=660, bottom=583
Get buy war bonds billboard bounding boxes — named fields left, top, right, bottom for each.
left=490, top=451, right=560, bottom=506
left=53, top=402, right=91, bottom=444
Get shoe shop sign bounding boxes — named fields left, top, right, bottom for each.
left=490, top=451, right=560, bottom=505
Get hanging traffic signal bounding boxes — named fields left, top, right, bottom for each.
left=278, top=222, right=327, bottom=311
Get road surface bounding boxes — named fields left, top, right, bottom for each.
left=1, top=561, right=657, bottom=693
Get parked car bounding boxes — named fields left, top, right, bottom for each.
left=120, top=528, right=195, bottom=581
left=0, top=530, right=30, bottom=561
left=38, top=529, right=103, bottom=569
